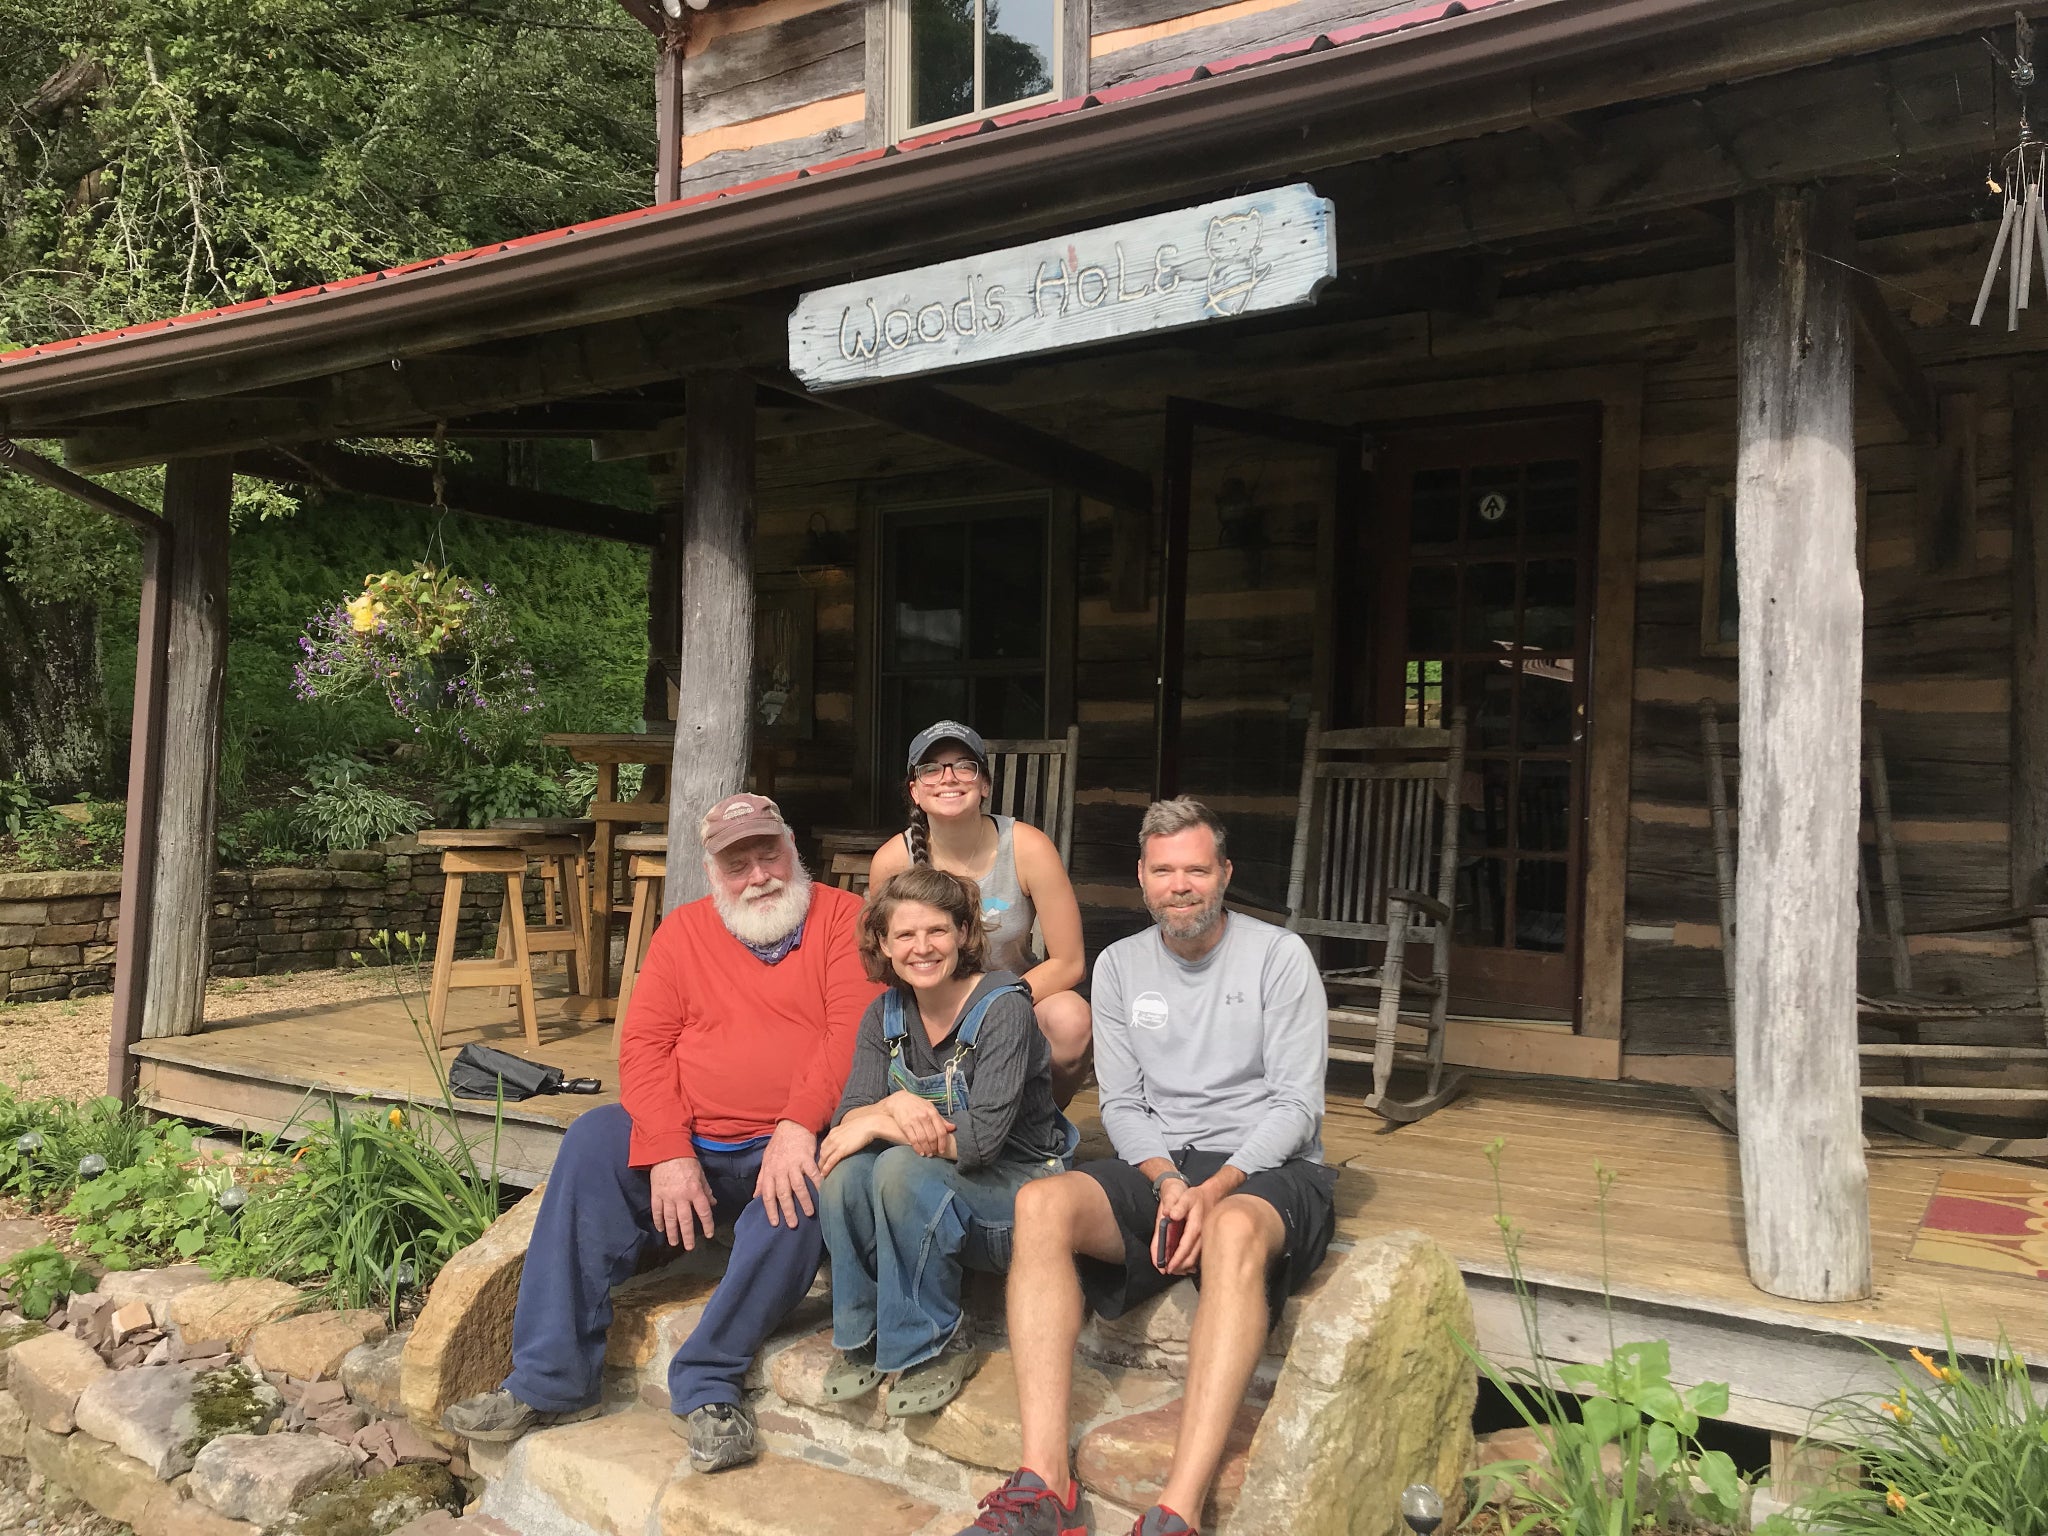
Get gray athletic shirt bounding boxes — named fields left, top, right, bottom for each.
left=1090, top=911, right=1327, bottom=1176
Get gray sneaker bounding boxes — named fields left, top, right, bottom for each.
left=442, top=1389, right=600, bottom=1443
left=676, top=1400, right=758, bottom=1471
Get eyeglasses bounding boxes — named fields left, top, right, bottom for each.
left=913, top=760, right=982, bottom=783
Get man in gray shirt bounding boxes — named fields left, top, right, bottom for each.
left=954, top=798, right=1336, bottom=1536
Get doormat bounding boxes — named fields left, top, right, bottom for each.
left=1907, top=1169, right=2048, bottom=1281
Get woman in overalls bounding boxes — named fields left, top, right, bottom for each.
left=817, top=866, right=1074, bottom=1417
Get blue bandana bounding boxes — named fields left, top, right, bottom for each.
left=743, top=917, right=806, bottom=965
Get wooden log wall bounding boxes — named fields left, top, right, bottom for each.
left=742, top=218, right=2032, bottom=1071
left=674, top=0, right=1436, bottom=200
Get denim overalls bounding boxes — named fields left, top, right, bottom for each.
left=818, top=982, right=1075, bottom=1372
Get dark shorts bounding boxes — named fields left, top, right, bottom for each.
left=1073, top=1147, right=1339, bottom=1322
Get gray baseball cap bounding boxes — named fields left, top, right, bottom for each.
left=906, top=720, right=988, bottom=772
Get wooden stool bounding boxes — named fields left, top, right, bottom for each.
left=490, top=819, right=594, bottom=977
left=613, top=831, right=668, bottom=1050
left=421, top=829, right=549, bottom=1049
left=492, top=836, right=589, bottom=1002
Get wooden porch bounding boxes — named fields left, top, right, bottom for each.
left=130, top=982, right=2048, bottom=1436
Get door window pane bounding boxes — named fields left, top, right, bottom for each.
left=1406, top=565, right=1457, bottom=651
left=1410, top=468, right=1462, bottom=548
left=1457, top=856, right=1507, bottom=945
left=1518, top=663, right=1575, bottom=748
left=1523, top=460, right=1581, bottom=542
left=879, top=500, right=1050, bottom=784
left=1518, top=760, right=1572, bottom=851
left=1515, top=860, right=1568, bottom=952
left=1458, top=659, right=1512, bottom=750
left=1522, top=559, right=1577, bottom=651
left=1466, top=469, right=1519, bottom=544
left=1463, top=563, right=1517, bottom=650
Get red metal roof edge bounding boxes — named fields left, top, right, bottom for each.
left=0, top=0, right=1511, bottom=368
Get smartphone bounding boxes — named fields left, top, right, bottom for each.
left=1154, top=1213, right=1185, bottom=1271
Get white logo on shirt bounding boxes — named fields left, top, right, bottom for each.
left=1131, top=991, right=1170, bottom=1031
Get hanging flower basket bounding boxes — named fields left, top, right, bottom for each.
left=294, top=565, right=539, bottom=760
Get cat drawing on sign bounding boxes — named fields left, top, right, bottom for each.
left=1203, top=211, right=1269, bottom=317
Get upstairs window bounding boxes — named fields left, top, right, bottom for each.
left=898, top=0, right=1061, bottom=135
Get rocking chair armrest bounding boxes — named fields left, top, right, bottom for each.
left=1903, top=904, right=2048, bottom=937
left=1386, top=888, right=1451, bottom=924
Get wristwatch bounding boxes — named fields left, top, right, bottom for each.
left=1151, top=1168, right=1188, bottom=1197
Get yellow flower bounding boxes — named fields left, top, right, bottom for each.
left=346, top=593, right=377, bottom=634
left=1886, top=1487, right=1908, bottom=1514
left=1879, top=1394, right=1912, bottom=1425
left=1910, top=1347, right=1954, bottom=1383
left=387, top=1107, right=404, bottom=1130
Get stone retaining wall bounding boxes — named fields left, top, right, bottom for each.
left=0, top=851, right=514, bottom=1003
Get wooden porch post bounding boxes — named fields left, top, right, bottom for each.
left=140, top=455, right=232, bottom=1040
left=1731, top=186, right=1871, bottom=1302
left=108, top=528, right=172, bottom=1096
left=2012, top=370, right=2048, bottom=905
left=664, top=372, right=756, bottom=908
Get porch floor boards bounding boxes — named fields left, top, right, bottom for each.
left=129, top=985, right=2048, bottom=1368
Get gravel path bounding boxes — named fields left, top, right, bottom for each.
left=0, top=967, right=402, bottom=1103
left=0, top=1463, right=125, bottom=1536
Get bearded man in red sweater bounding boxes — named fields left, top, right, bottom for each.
left=444, top=793, right=879, bottom=1473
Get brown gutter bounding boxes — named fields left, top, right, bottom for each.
left=0, top=0, right=1990, bottom=415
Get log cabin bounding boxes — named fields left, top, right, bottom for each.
left=4, top=0, right=2047, bottom=1442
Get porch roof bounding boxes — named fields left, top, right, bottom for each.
left=0, top=0, right=1991, bottom=448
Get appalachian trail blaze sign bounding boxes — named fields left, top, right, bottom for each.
left=788, top=184, right=1336, bottom=390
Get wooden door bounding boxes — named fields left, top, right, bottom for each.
left=1372, top=416, right=1601, bottom=1020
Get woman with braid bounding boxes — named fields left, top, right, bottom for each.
left=867, top=721, right=1092, bottom=1104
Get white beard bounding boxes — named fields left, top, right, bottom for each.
left=710, top=859, right=814, bottom=947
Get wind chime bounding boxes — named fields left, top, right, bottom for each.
left=1974, top=12, right=2045, bottom=329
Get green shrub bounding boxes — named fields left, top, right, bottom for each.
left=0, top=777, right=42, bottom=835
left=291, top=779, right=430, bottom=852
left=1761, top=1334, right=2048, bottom=1536
left=220, top=806, right=310, bottom=867
left=440, top=761, right=577, bottom=828
left=64, top=1118, right=234, bottom=1269
left=0, top=1243, right=96, bottom=1320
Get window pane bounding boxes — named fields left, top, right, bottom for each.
left=1409, top=468, right=1461, bottom=549
left=1523, top=460, right=1580, bottom=543
left=1466, top=468, right=1518, bottom=545
left=884, top=676, right=970, bottom=773
left=1514, top=860, right=1568, bottom=952
left=887, top=521, right=965, bottom=663
left=983, top=0, right=1054, bottom=109
left=974, top=674, right=1045, bottom=739
left=1406, top=564, right=1457, bottom=651
left=1518, top=759, right=1572, bottom=852
left=1404, top=658, right=1445, bottom=728
left=1517, top=661, right=1575, bottom=748
left=910, top=0, right=974, bottom=127
left=1457, top=856, right=1507, bottom=947
left=1462, top=758, right=1510, bottom=853
left=1457, top=659, right=1512, bottom=750
left=1462, top=562, right=1517, bottom=650
left=1522, top=558, right=1577, bottom=651
left=968, top=515, right=1044, bottom=660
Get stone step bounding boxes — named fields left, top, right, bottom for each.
left=476, top=1405, right=968, bottom=1536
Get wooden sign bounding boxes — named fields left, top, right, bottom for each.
left=788, top=184, right=1335, bottom=390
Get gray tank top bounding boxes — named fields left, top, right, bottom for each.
left=906, top=814, right=1038, bottom=975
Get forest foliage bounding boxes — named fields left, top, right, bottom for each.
left=0, top=0, right=660, bottom=795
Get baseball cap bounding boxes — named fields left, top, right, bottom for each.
left=698, top=793, right=789, bottom=854
left=906, top=720, right=988, bottom=773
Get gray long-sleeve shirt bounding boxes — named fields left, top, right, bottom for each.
left=831, top=970, right=1066, bottom=1171
left=1091, top=911, right=1327, bottom=1175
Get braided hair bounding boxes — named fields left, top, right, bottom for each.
left=905, top=801, right=933, bottom=865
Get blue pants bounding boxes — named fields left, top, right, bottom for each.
left=502, top=1103, right=823, bottom=1416
left=819, top=1143, right=1054, bottom=1373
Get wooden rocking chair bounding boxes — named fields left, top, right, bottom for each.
left=1284, top=710, right=1469, bottom=1123
left=983, top=726, right=1081, bottom=864
left=1698, top=700, right=2048, bottom=1158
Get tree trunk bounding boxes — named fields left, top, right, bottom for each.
left=664, top=374, right=756, bottom=909
left=1732, top=185, right=1872, bottom=1302
left=0, top=566, right=107, bottom=792
left=140, top=457, right=231, bottom=1040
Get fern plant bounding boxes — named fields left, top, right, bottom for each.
left=441, top=762, right=576, bottom=828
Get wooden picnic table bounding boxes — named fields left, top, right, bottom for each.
left=545, top=733, right=673, bottom=1020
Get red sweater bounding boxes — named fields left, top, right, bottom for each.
left=616, top=883, right=880, bottom=1168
